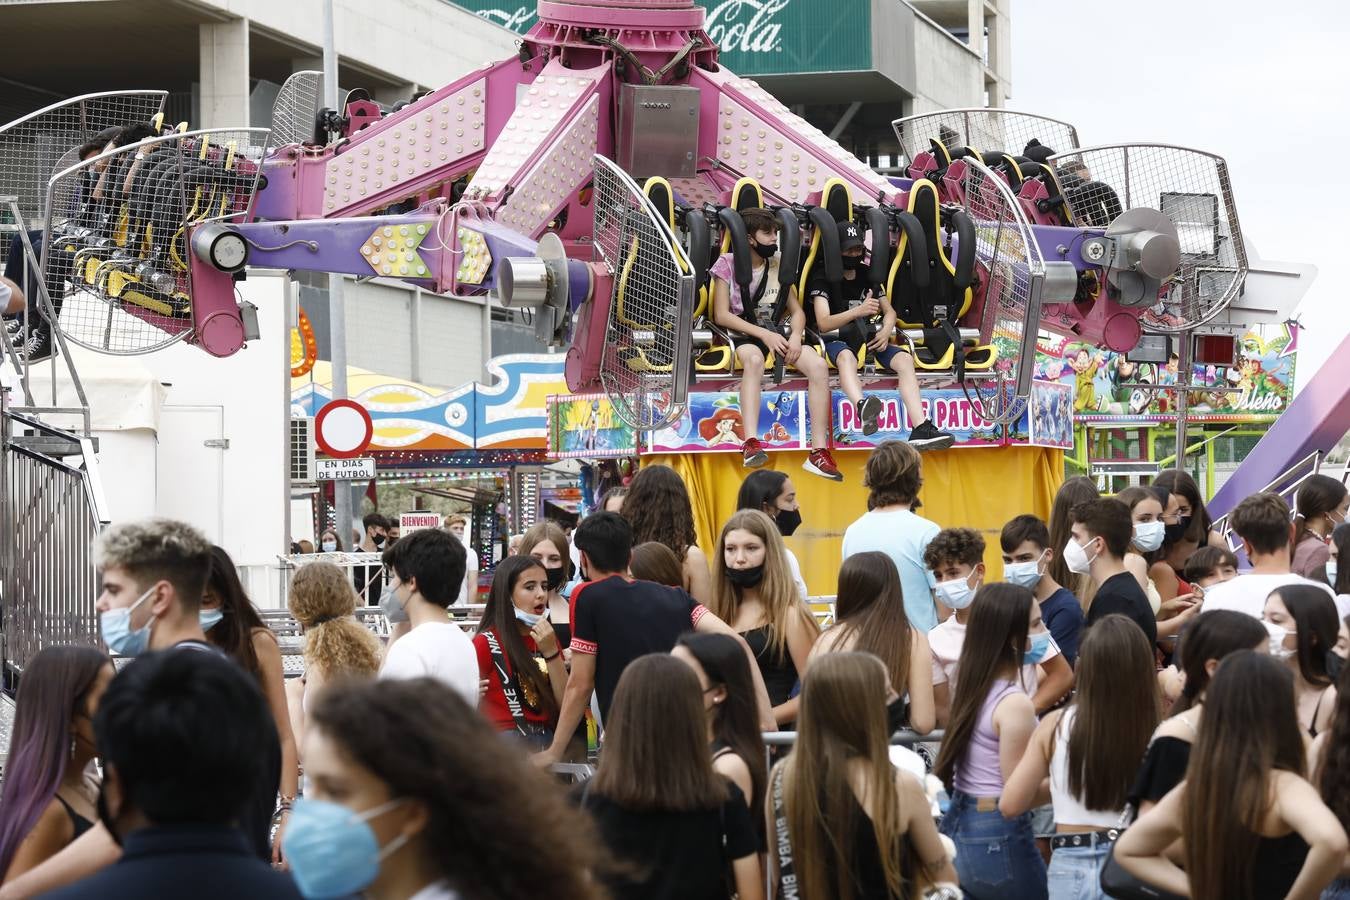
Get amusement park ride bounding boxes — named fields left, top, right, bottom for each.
left=0, top=0, right=1251, bottom=443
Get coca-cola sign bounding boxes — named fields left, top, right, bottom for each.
left=704, top=0, right=788, bottom=54
left=455, top=0, right=870, bottom=76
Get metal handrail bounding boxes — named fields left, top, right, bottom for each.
left=1212, top=450, right=1322, bottom=549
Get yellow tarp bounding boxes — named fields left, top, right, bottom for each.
left=647, top=447, right=1064, bottom=597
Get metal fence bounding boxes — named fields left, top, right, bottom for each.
left=0, top=398, right=110, bottom=678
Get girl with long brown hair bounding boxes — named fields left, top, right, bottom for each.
left=1293, top=473, right=1349, bottom=579
left=518, top=520, right=573, bottom=649
left=621, top=464, right=713, bottom=605
left=809, top=551, right=936, bottom=735
left=1001, top=615, right=1160, bottom=898
left=673, top=632, right=767, bottom=816
left=1115, top=651, right=1347, bottom=900
left=709, top=509, right=819, bottom=727
left=771, top=652, right=957, bottom=900
left=203, top=545, right=299, bottom=863
left=1116, top=486, right=1198, bottom=643
left=473, top=556, right=567, bottom=749
left=1265, top=584, right=1340, bottom=737
left=933, top=583, right=1048, bottom=899
left=584, top=654, right=763, bottom=900
left=1129, top=609, right=1268, bottom=817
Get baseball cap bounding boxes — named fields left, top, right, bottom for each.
left=837, top=221, right=865, bottom=252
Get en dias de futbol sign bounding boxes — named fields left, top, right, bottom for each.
left=451, top=0, right=873, bottom=76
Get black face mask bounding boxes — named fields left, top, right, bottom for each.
left=1328, top=651, right=1345, bottom=684
left=753, top=242, right=777, bottom=260
left=774, top=507, right=802, bottom=538
left=1164, top=515, right=1191, bottom=545
left=372, top=534, right=386, bottom=548
left=726, top=564, right=765, bottom=588
left=843, top=255, right=866, bottom=270
left=886, top=696, right=908, bottom=736
left=545, top=566, right=567, bottom=592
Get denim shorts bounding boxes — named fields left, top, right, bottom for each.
left=1046, top=842, right=1111, bottom=900
left=824, top=339, right=904, bottom=369
left=939, top=790, right=1048, bottom=900
left=1324, top=878, right=1350, bottom=899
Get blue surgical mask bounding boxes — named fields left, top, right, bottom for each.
left=1328, top=560, right=1339, bottom=587
left=199, top=608, right=224, bottom=631
left=1133, top=521, right=1165, bottom=553
left=513, top=606, right=542, bottom=627
left=320, top=540, right=337, bottom=553
left=1023, top=631, right=1055, bottom=665
left=283, top=797, right=409, bottom=899
left=1004, top=554, right=1047, bottom=590
left=935, top=572, right=978, bottom=610
left=380, top=583, right=409, bottom=624
left=99, top=584, right=157, bottom=657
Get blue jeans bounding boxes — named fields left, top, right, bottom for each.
left=1047, top=843, right=1111, bottom=900
left=940, top=791, right=1048, bottom=900
left=1324, top=878, right=1350, bottom=899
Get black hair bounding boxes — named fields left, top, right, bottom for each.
left=363, top=513, right=388, bottom=532
left=1072, top=498, right=1134, bottom=559
left=381, top=528, right=466, bottom=608
left=96, top=649, right=275, bottom=828
left=573, top=511, right=633, bottom=575
left=204, top=545, right=268, bottom=680
left=737, top=470, right=789, bottom=515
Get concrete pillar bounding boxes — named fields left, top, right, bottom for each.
left=200, top=18, right=251, bottom=128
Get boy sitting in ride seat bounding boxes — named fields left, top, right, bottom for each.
left=807, top=221, right=954, bottom=450
left=710, top=207, right=841, bottom=482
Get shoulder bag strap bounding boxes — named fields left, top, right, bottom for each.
left=484, top=629, right=531, bottom=737
left=771, top=767, right=799, bottom=897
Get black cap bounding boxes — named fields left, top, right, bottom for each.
left=838, top=220, right=865, bottom=252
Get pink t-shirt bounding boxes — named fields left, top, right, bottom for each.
left=710, top=253, right=767, bottom=316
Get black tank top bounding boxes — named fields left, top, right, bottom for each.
left=741, top=625, right=798, bottom=708
left=1250, top=830, right=1309, bottom=899
left=825, top=790, right=902, bottom=899
left=55, top=794, right=93, bottom=841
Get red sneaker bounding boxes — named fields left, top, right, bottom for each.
left=802, top=448, right=843, bottom=482
left=742, top=437, right=768, bottom=468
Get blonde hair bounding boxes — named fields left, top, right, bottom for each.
left=288, top=562, right=382, bottom=680
left=710, top=509, right=818, bottom=661
left=519, top=520, right=571, bottom=583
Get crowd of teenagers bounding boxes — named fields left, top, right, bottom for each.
left=4, top=445, right=1350, bottom=899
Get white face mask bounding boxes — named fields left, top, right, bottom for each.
left=935, top=571, right=979, bottom=610
left=1004, top=552, right=1048, bottom=590
left=1133, top=521, right=1165, bottom=553
left=1063, top=537, right=1099, bottom=575
left=1264, top=619, right=1296, bottom=661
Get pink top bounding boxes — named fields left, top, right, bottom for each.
left=709, top=253, right=766, bottom=316
left=1292, top=534, right=1331, bottom=580
left=953, top=679, right=1021, bottom=797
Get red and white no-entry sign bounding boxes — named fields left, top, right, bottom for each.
left=314, top=399, right=373, bottom=459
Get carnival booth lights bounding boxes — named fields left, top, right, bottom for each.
left=293, top=353, right=568, bottom=567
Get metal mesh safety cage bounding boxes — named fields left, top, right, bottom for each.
left=893, top=108, right=1080, bottom=168
left=958, top=156, right=1047, bottom=426
left=0, top=91, right=168, bottom=273
left=591, top=154, right=696, bottom=432
left=1048, top=144, right=1247, bottom=333
left=40, top=126, right=270, bottom=355
left=269, top=71, right=323, bottom=149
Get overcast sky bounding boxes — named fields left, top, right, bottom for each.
left=1010, top=0, right=1350, bottom=393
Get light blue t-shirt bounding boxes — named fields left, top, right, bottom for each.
left=841, top=508, right=941, bottom=632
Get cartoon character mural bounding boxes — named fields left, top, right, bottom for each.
left=1033, top=325, right=1298, bottom=419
